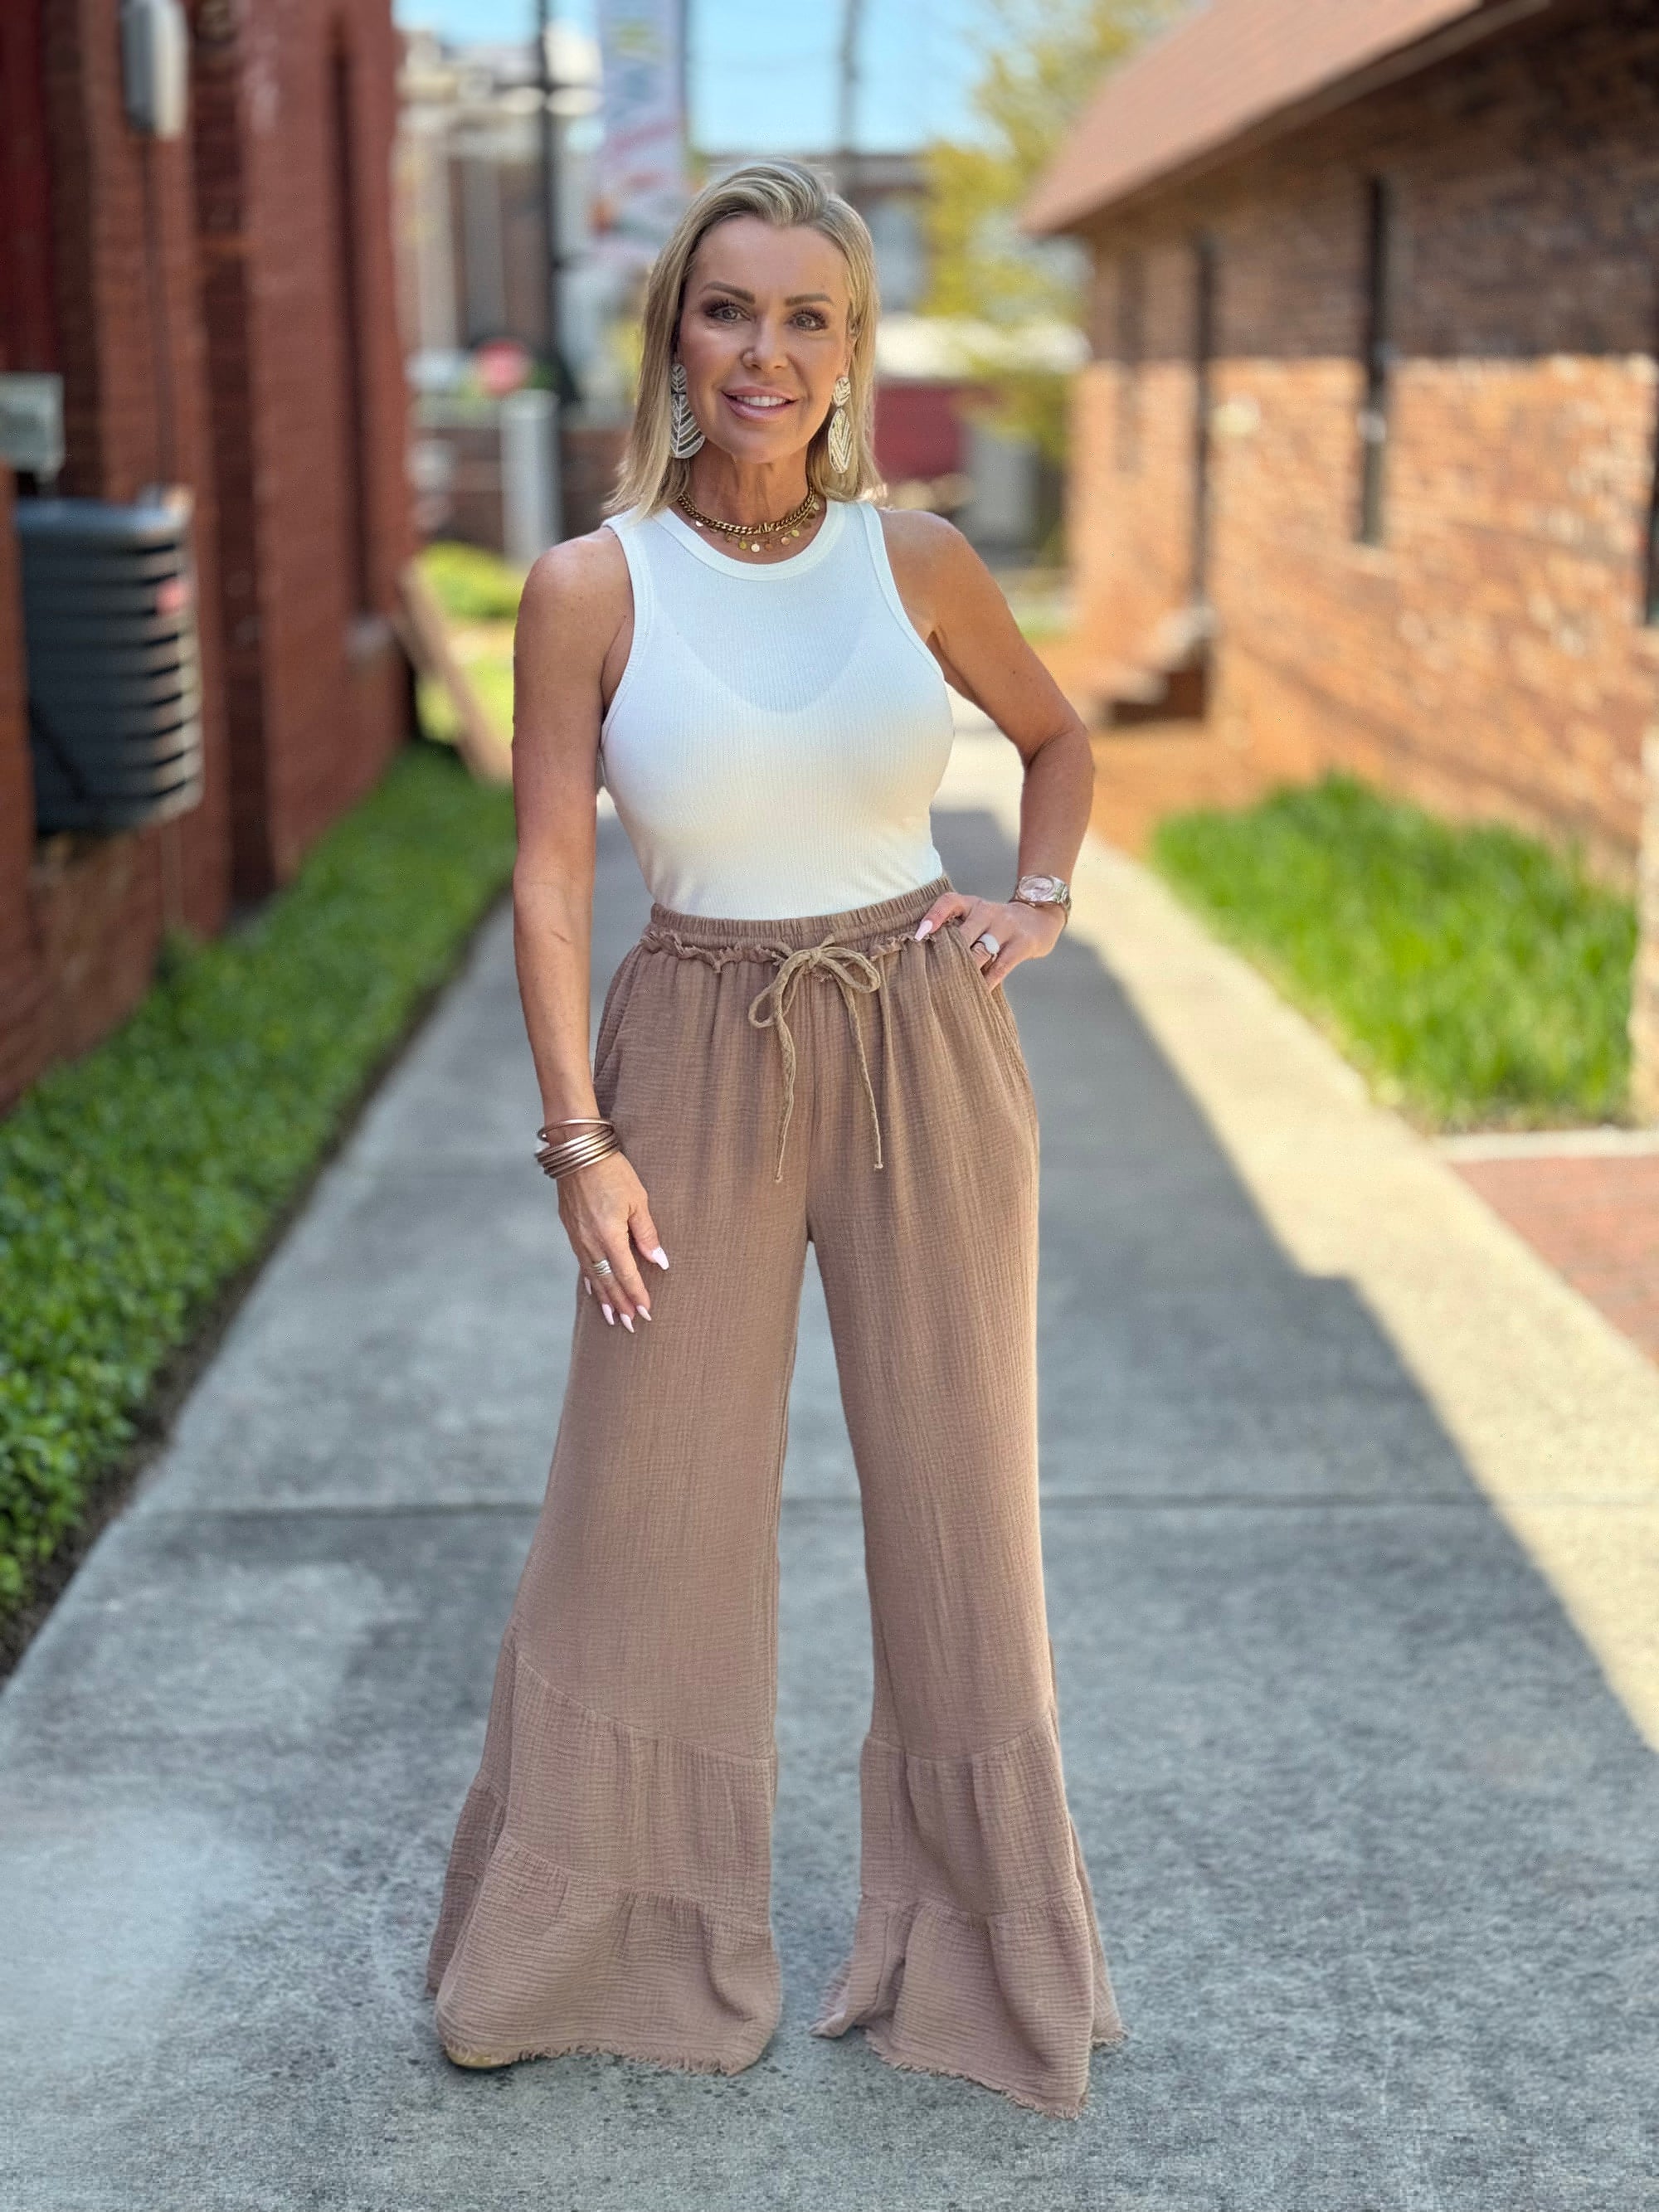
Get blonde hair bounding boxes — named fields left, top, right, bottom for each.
left=606, top=159, right=883, bottom=518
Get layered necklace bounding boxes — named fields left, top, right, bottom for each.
left=675, top=485, right=820, bottom=557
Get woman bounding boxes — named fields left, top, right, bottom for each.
left=425, top=159, right=1126, bottom=2121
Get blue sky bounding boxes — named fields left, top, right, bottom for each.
left=392, top=0, right=993, bottom=151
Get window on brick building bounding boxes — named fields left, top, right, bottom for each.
left=1357, top=176, right=1394, bottom=547
left=1191, top=234, right=1217, bottom=604
left=1116, top=252, right=1143, bottom=474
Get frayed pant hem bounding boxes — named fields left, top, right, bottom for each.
left=812, top=2015, right=1117, bottom=2121
left=440, top=2028, right=773, bottom=2078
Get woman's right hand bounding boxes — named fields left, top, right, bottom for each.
left=557, top=1150, right=668, bottom=1330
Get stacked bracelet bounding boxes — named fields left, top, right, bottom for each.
left=534, top=1119, right=620, bottom=1179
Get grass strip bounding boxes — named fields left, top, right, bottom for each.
left=418, top=539, right=526, bottom=624
left=414, top=542, right=522, bottom=750
left=0, top=741, right=516, bottom=1619
left=1151, top=774, right=1636, bottom=1130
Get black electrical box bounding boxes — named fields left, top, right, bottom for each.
left=17, top=493, right=206, bottom=836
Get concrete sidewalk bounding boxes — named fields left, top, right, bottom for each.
left=2, top=740, right=1656, bottom=2212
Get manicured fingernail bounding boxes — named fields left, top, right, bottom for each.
left=914, top=917, right=934, bottom=940
left=621, top=1313, right=634, bottom=1333
left=640, top=1305, right=653, bottom=1320
left=602, top=1304, right=615, bottom=1325
left=584, top=1278, right=593, bottom=1296
left=651, top=1246, right=669, bottom=1269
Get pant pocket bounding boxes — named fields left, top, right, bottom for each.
left=936, top=924, right=1039, bottom=1126
left=592, top=945, right=645, bottom=1106
left=986, top=983, right=1039, bottom=1123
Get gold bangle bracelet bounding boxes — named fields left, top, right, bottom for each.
left=535, top=1117, right=615, bottom=1150
left=535, top=1130, right=616, bottom=1163
left=537, top=1150, right=619, bottom=1183
left=535, top=1128, right=621, bottom=1179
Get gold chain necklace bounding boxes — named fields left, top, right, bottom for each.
left=675, top=487, right=820, bottom=556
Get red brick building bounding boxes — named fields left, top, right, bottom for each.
left=0, top=0, right=412, bottom=1111
left=1024, top=0, right=1659, bottom=893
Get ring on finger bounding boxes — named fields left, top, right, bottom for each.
left=974, top=931, right=1000, bottom=959
left=590, top=1257, right=614, bottom=1276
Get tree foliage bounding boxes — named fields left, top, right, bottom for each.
left=922, top=0, right=1175, bottom=460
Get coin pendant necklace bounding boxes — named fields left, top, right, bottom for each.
left=675, top=486, right=820, bottom=557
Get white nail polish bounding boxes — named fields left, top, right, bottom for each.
left=640, top=1306, right=653, bottom=1320
left=602, top=1305, right=615, bottom=1325
left=621, top=1313, right=634, bottom=1333
left=651, top=1246, right=670, bottom=1269
left=914, top=916, right=934, bottom=940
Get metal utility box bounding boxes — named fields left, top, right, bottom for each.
left=17, top=493, right=206, bottom=836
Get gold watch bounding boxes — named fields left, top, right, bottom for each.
left=1012, top=873, right=1072, bottom=922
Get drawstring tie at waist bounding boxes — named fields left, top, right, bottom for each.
left=746, top=935, right=886, bottom=1181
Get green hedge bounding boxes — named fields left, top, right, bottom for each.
left=416, top=652, right=513, bottom=751
left=1151, top=774, right=1637, bottom=1130
left=413, top=542, right=520, bottom=752
left=0, top=743, right=516, bottom=1616
left=418, top=539, right=527, bottom=624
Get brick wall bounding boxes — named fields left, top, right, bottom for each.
left=246, top=0, right=410, bottom=878
left=563, top=423, right=629, bottom=541
left=38, top=0, right=233, bottom=928
left=192, top=0, right=411, bottom=896
left=0, top=464, right=47, bottom=1106
left=1068, top=0, right=1659, bottom=882
left=0, top=0, right=412, bottom=1113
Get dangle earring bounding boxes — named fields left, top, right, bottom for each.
left=668, top=361, right=704, bottom=459
left=827, top=372, right=854, bottom=475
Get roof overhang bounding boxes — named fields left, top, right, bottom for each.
left=1021, top=0, right=1554, bottom=238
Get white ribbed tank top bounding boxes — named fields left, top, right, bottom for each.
left=598, top=496, right=954, bottom=918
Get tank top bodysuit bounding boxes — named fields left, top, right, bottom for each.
left=598, top=496, right=956, bottom=920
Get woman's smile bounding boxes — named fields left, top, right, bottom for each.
left=722, top=387, right=796, bottom=421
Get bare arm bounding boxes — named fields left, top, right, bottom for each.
left=879, top=508, right=1095, bottom=989
left=511, top=531, right=662, bottom=1329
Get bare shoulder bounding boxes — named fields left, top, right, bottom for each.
left=874, top=504, right=998, bottom=596
left=517, top=521, right=631, bottom=659
left=873, top=503, right=1006, bottom=625
left=873, top=503, right=980, bottom=580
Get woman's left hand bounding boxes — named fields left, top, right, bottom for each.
left=913, top=890, right=1064, bottom=989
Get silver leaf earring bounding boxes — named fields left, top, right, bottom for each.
left=827, top=372, right=854, bottom=475
left=669, top=360, right=704, bottom=459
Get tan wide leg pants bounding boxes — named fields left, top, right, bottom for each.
left=426, top=874, right=1125, bottom=2117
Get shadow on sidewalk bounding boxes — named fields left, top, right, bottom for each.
left=0, top=809, right=1652, bottom=2212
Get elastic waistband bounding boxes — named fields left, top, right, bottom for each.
left=642, top=873, right=951, bottom=960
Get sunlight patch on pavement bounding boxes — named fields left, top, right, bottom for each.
left=938, top=707, right=1659, bottom=1749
